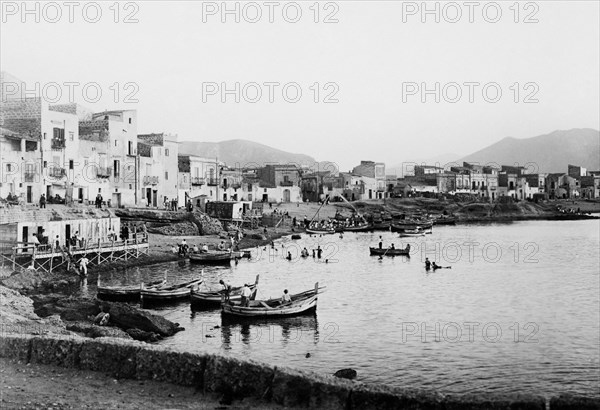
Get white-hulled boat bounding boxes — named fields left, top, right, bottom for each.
left=191, top=275, right=260, bottom=306
left=97, top=278, right=166, bottom=300
left=221, top=283, right=323, bottom=318
left=140, top=277, right=203, bottom=303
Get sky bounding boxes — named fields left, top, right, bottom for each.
left=1, top=1, right=599, bottom=171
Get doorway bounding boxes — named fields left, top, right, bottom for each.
left=65, top=224, right=71, bottom=245
left=26, top=186, right=33, bottom=203
left=22, top=226, right=29, bottom=243
left=283, top=189, right=290, bottom=202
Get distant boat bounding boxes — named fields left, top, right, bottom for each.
left=140, top=277, right=203, bottom=302
left=189, top=250, right=240, bottom=264
left=433, top=216, right=456, bottom=225
left=221, top=283, right=324, bottom=318
left=398, top=229, right=426, bottom=237
left=191, top=275, right=260, bottom=306
left=97, top=279, right=166, bottom=300
left=306, top=227, right=336, bottom=235
left=391, top=220, right=433, bottom=232
left=371, top=221, right=391, bottom=230
left=335, top=223, right=372, bottom=232
left=369, top=247, right=410, bottom=256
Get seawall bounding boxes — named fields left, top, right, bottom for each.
left=1, top=334, right=598, bottom=409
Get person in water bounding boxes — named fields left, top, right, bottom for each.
left=317, top=246, right=323, bottom=259
left=286, top=251, right=292, bottom=260
left=425, top=258, right=431, bottom=270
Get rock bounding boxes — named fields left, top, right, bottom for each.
left=333, top=368, right=357, bottom=380
left=251, top=234, right=267, bottom=240
left=291, top=234, right=302, bottom=240
left=86, top=326, right=132, bottom=340
left=101, top=302, right=182, bottom=336
left=126, top=328, right=161, bottom=342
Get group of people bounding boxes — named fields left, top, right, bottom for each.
left=219, top=279, right=291, bottom=307
left=424, top=258, right=450, bottom=271
left=163, top=197, right=179, bottom=211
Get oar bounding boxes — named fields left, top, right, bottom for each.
left=379, top=246, right=392, bottom=260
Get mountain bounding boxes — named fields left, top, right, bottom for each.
left=179, top=139, right=326, bottom=170
left=457, top=129, right=599, bottom=173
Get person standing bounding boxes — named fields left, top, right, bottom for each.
left=378, top=236, right=383, bottom=250
left=79, top=255, right=89, bottom=277
left=39, top=194, right=46, bottom=209
left=219, top=279, right=232, bottom=302
left=241, top=284, right=252, bottom=307
left=425, top=258, right=431, bottom=271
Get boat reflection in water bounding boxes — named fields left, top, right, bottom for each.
left=218, top=315, right=320, bottom=348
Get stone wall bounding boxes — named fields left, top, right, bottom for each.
left=1, top=334, right=596, bottom=409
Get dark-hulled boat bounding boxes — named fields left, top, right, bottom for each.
left=371, top=221, right=391, bottom=230
left=189, top=250, right=240, bottom=264
left=97, top=279, right=166, bottom=300
left=191, top=275, right=260, bottom=306
left=433, top=217, right=457, bottom=225
left=369, top=247, right=410, bottom=256
left=140, top=277, right=203, bottom=303
left=221, top=283, right=323, bottom=318
left=391, top=220, right=433, bottom=232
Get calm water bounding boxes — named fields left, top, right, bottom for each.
left=95, top=220, right=600, bottom=398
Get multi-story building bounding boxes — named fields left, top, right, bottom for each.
left=568, top=164, right=587, bottom=179
left=177, top=155, right=221, bottom=205
left=137, top=133, right=179, bottom=207
left=545, top=173, right=579, bottom=199
left=79, top=110, right=138, bottom=207
left=352, top=161, right=385, bottom=198
left=257, top=164, right=301, bottom=188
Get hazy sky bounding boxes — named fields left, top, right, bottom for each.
left=1, top=1, right=599, bottom=171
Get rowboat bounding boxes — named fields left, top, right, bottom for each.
left=391, top=221, right=433, bottom=232
left=140, top=277, right=203, bottom=302
left=433, top=217, right=456, bottom=225
left=191, top=275, right=260, bottom=306
left=189, top=251, right=239, bottom=264
left=337, top=223, right=372, bottom=232
left=398, top=229, right=425, bottom=237
left=97, top=279, right=166, bottom=300
left=371, top=221, right=391, bottom=230
left=221, top=283, right=323, bottom=318
left=369, top=247, right=410, bottom=256
left=306, top=227, right=335, bottom=235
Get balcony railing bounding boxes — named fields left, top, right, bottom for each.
left=230, top=183, right=242, bottom=189
left=49, top=167, right=66, bottom=178
left=206, top=178, right=219, bottom=186
left=279, top=181, right=294, bottom=187
left=143, top=176, right=159, bottom=185
left=51, top=139, right=66, bottom=150
left=191, top=177, right=205, bottom=185
left=24, top=173, right=36, bottom=182
left=97, top=167, right=112, bottom=178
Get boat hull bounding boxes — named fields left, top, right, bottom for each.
left=140, top=278, right=202, bottom=302
left=221, top=296, right=318, bottom=318
left=189, top=252, right=236, bottom=264
left=306, top=228, right=335, bottom=235
left=369, top=247, right=410, bottom=256
left=391, top=222, right=433, bottom=232
left=191, top=284, right=257, bottom=306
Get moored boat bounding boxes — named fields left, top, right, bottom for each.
left=306, top=227, right=336, bottom=235
left=391, top=220, right=433, bottom=232
left=97, top=279, right=166, bottom=300
left=339, top=223, right=372, bottom=232
left=398, top=229, right=426, bottom=237
left=189, top=250, right=238, bottom=264
left=191, top=275, right=260, bottom=306
left=221, top=283, right=323, bottom=318
left=433, top=216, right=456, bottom=225
left=369, top=247, right=410, bottom=256
left=140, top=277, right=203, bottom=303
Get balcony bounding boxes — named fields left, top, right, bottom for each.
left=191, top=177, right=205, bottom=186
left=51, top=138, right=66, bottom=150
left=279, top=181, right=294, bottom=187
left=143, top=176, right=159, bottom=185
left=97, top=167, right=112, bottom=178
left=206, top=178, right=219, bottom=186
left=49, top=167, right=66, bottom=178
left=24, top=172, right=36, bottom=182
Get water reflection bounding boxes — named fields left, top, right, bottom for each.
left=220, top=315, right=320, bottom=348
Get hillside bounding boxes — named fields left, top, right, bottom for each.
left=178, top=139, right=320, bottom=169
left=458, top=129, right=599, bottom=173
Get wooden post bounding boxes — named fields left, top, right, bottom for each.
left=49, top=244, right=54, bottom=273
left=125, top=239, right=128, bottom=262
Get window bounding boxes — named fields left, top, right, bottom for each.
left=114, top=160, right=120, bottom=178
left=51, top=128, right=65, bottom=149
left=128, top=141, right=133, bottom=156
left=165, top=171, right=169, bottom=180
left=128, top=118, right=132, bottom=124
left=69, top=132, right=74, bottom=141
left=6, top=164, right=12, bottom=172
left=43, top=161, right=47, bottom=168
left=69, top=160, right=74, bottom=170
left=115, top=140, right=118, bottom=147
left=165, top=149, right=169, bottom=156
left=43, top=132, right=47, bottom=140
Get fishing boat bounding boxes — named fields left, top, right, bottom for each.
left=306, top=226, right=336, bottom=235
left=189, top=250, right=238, bottom=264
left=391, top=220, right=433, bottom=232
left=191, top=275, right=260, bottom=306
left=97, top=279, right=166, bottom=300
left=369, top=247, right=410, bottom=256
left=140, top=277, right=203, bottom=302
left=337, top=223, right=372, bottom=232
left=371, top=220, right=391, bottom=230
left=433, top=216, right=456, bottom=225
left=398, top=229, right=425, bottom=237
left=221, top=283, right=323, bottom=318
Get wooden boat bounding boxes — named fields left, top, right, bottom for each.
left=306, top=227, right=335, bottom=235
left=371, top=221, right=391, bottom=230
left=191, top=275, right=260, bottom=306
left=398, top=229, right=425, bottom=237
left=97, top=279, right=166, bottom=300
left=337, top=223, right=372, bottom=232
left=189, top=251, right=238, bottom=264
left=369, top=247, right=410, bottom=256
left=391, top=220, right=433, bottom=232
left=433, top=217, right=456, bottom=225
left=140, top=277, right=203, bottom=302
left=221, top=283, right=323, bottom=318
